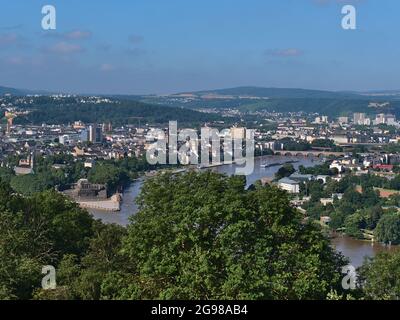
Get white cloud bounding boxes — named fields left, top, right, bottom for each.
left=45, top=42, right=84, bottom=54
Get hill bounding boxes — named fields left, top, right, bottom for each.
left=12, top=96, right=224, bottom=126
left=137, top=87, right=398, bottom=117
left=0, top=85, right=51, bottom=96
left=183, top=86, right=364, bottom=99
left=0, top=86, right=25, bottom=96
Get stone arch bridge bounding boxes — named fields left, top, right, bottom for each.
left=274, top=150, right=346, bottom=157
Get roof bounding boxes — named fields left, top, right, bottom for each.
left=290, top=173, right=313, bottom=181
left=278, top=177, right=299, bottom=185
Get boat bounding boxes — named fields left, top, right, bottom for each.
left=284, top=160, right=299, bottom=164
left=260, top=162, right=281, bottom=168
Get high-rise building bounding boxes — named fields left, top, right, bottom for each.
left=353, top=113, right=367, bottom=125
left=102, top=122, right=113, bottom=133
left=89, top=124, right=103, bottom=144
left=375, top=114, right=386, bottom=125
left=387, top=114, right=396, bottom=125
left=80, top=128, right=89, bottom=142
left=375, top=113, right=396, bottom=125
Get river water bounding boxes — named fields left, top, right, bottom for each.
left=89, top=155, right=320, bottom=225
left=88, top=155, right=393, bottom=267
left=331, top=236, right=398, bottom=268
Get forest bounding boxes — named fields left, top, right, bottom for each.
left=1, top=171, right=400, bottom=300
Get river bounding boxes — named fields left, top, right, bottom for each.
left=331, top=236, right=398, bottom=268
left=89, top=155, right=321, bottom=225
left=88, top=155, right=392, bottom=267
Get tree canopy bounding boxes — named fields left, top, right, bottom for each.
left=118, top=171, right=346, bottom=299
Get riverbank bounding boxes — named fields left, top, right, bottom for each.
left=87, top=155, right=394, bottom=265
left=88, top=155, right=323, bottom=223
left=78, top=199, right=120, bottom=211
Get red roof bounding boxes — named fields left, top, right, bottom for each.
left=373, top=164, right=393, bottom=170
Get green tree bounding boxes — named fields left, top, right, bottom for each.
left=88, top=163, right=129, bottom=191
left=375, top=213, right=400, bottom=245
left=118, top=171, right=346, bottom=300
left=358, top=251, right=400, bottom=300
left=0, top=184, right=97, bottom=299
left=275, top=164, right=295, bottom=180
left=344, top=213, right=365, bottom=239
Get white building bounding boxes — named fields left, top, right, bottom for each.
left=353, top=113, right=370, bottom=126
left=338, top=117, right=349, bottom=124
left=277, top=178, right=300, bottom=194
left=330, top=161, right=345, bottom=173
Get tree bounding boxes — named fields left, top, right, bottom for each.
left=358, top=251, right=400, bottom=300
left=344, top=213, right=365, bottom=239
left=375, top=213, right=400, bottom=245
left=275, top=164, right=295, bottom=180
left=0, top=183, right=97, bottom=299
left=34, top=222, right=128, bottom=300
left=118, top=171, right=346, bottom=300
left=363, top=206, right=383, bottom=230
left=88, top=163, right=129, bottom=191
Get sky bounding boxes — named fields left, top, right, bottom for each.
left=0, top=0, right=399, bottom=94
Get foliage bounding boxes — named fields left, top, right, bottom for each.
left=0, top=182, right=94, bottom=299
left=15, top=97, right=221, bottom=126
left=358, top=251, right=400, bottom=300
left=275, top=164, right=295, bottom=180
left=375, top=213, right=400, bottom=245
left=299, top=163, right=337, bottom=176
left=118, top=171, right=346, bottom=299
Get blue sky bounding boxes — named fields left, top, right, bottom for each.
left=0, top=0, right=399, bottom=94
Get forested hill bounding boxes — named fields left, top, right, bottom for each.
left=0, top=86, right=25, bottom=96
left=186, top=86, right=364, bottom=99
left=13, top=96, right=222, bottom=126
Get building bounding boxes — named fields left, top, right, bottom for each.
left=73, top=179, right=107, bottom=199
left=330, top=161, right=345, bottom=173
left=80, top=128, right=89, bottom=142
left=72, top=121, right=86, bottom=129
left=374, top=114, right=396, bottom=126
left=230, top=127, right=246, bottom=140
left=338, top=117, right=348, bottom=125
left=331, top=135, right=349, bottom=145
left=320, top=216, right=332, bottom=225
left=353, top=113, right=367, bottom=125
left=289, top=173, right=313, bottom=182
left=14, top=154, right=34, bottom=175
left=265, top=141, right=284, bottom=151
left=277, top=178, right=300, bottom=194
left=320, top=198, right=334, bottom=206
left=315, top=116, right=328, bottom=124
left=59, top=135, right=68, bottom=145
left=102, top=122, right=113, bottom=133
left=89, top=125, right=103, bottom=144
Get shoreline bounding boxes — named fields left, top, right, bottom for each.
left=85, top=154, right=319, bottom=215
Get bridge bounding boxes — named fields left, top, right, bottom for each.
left=274, top=150, right=346, bottom=157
